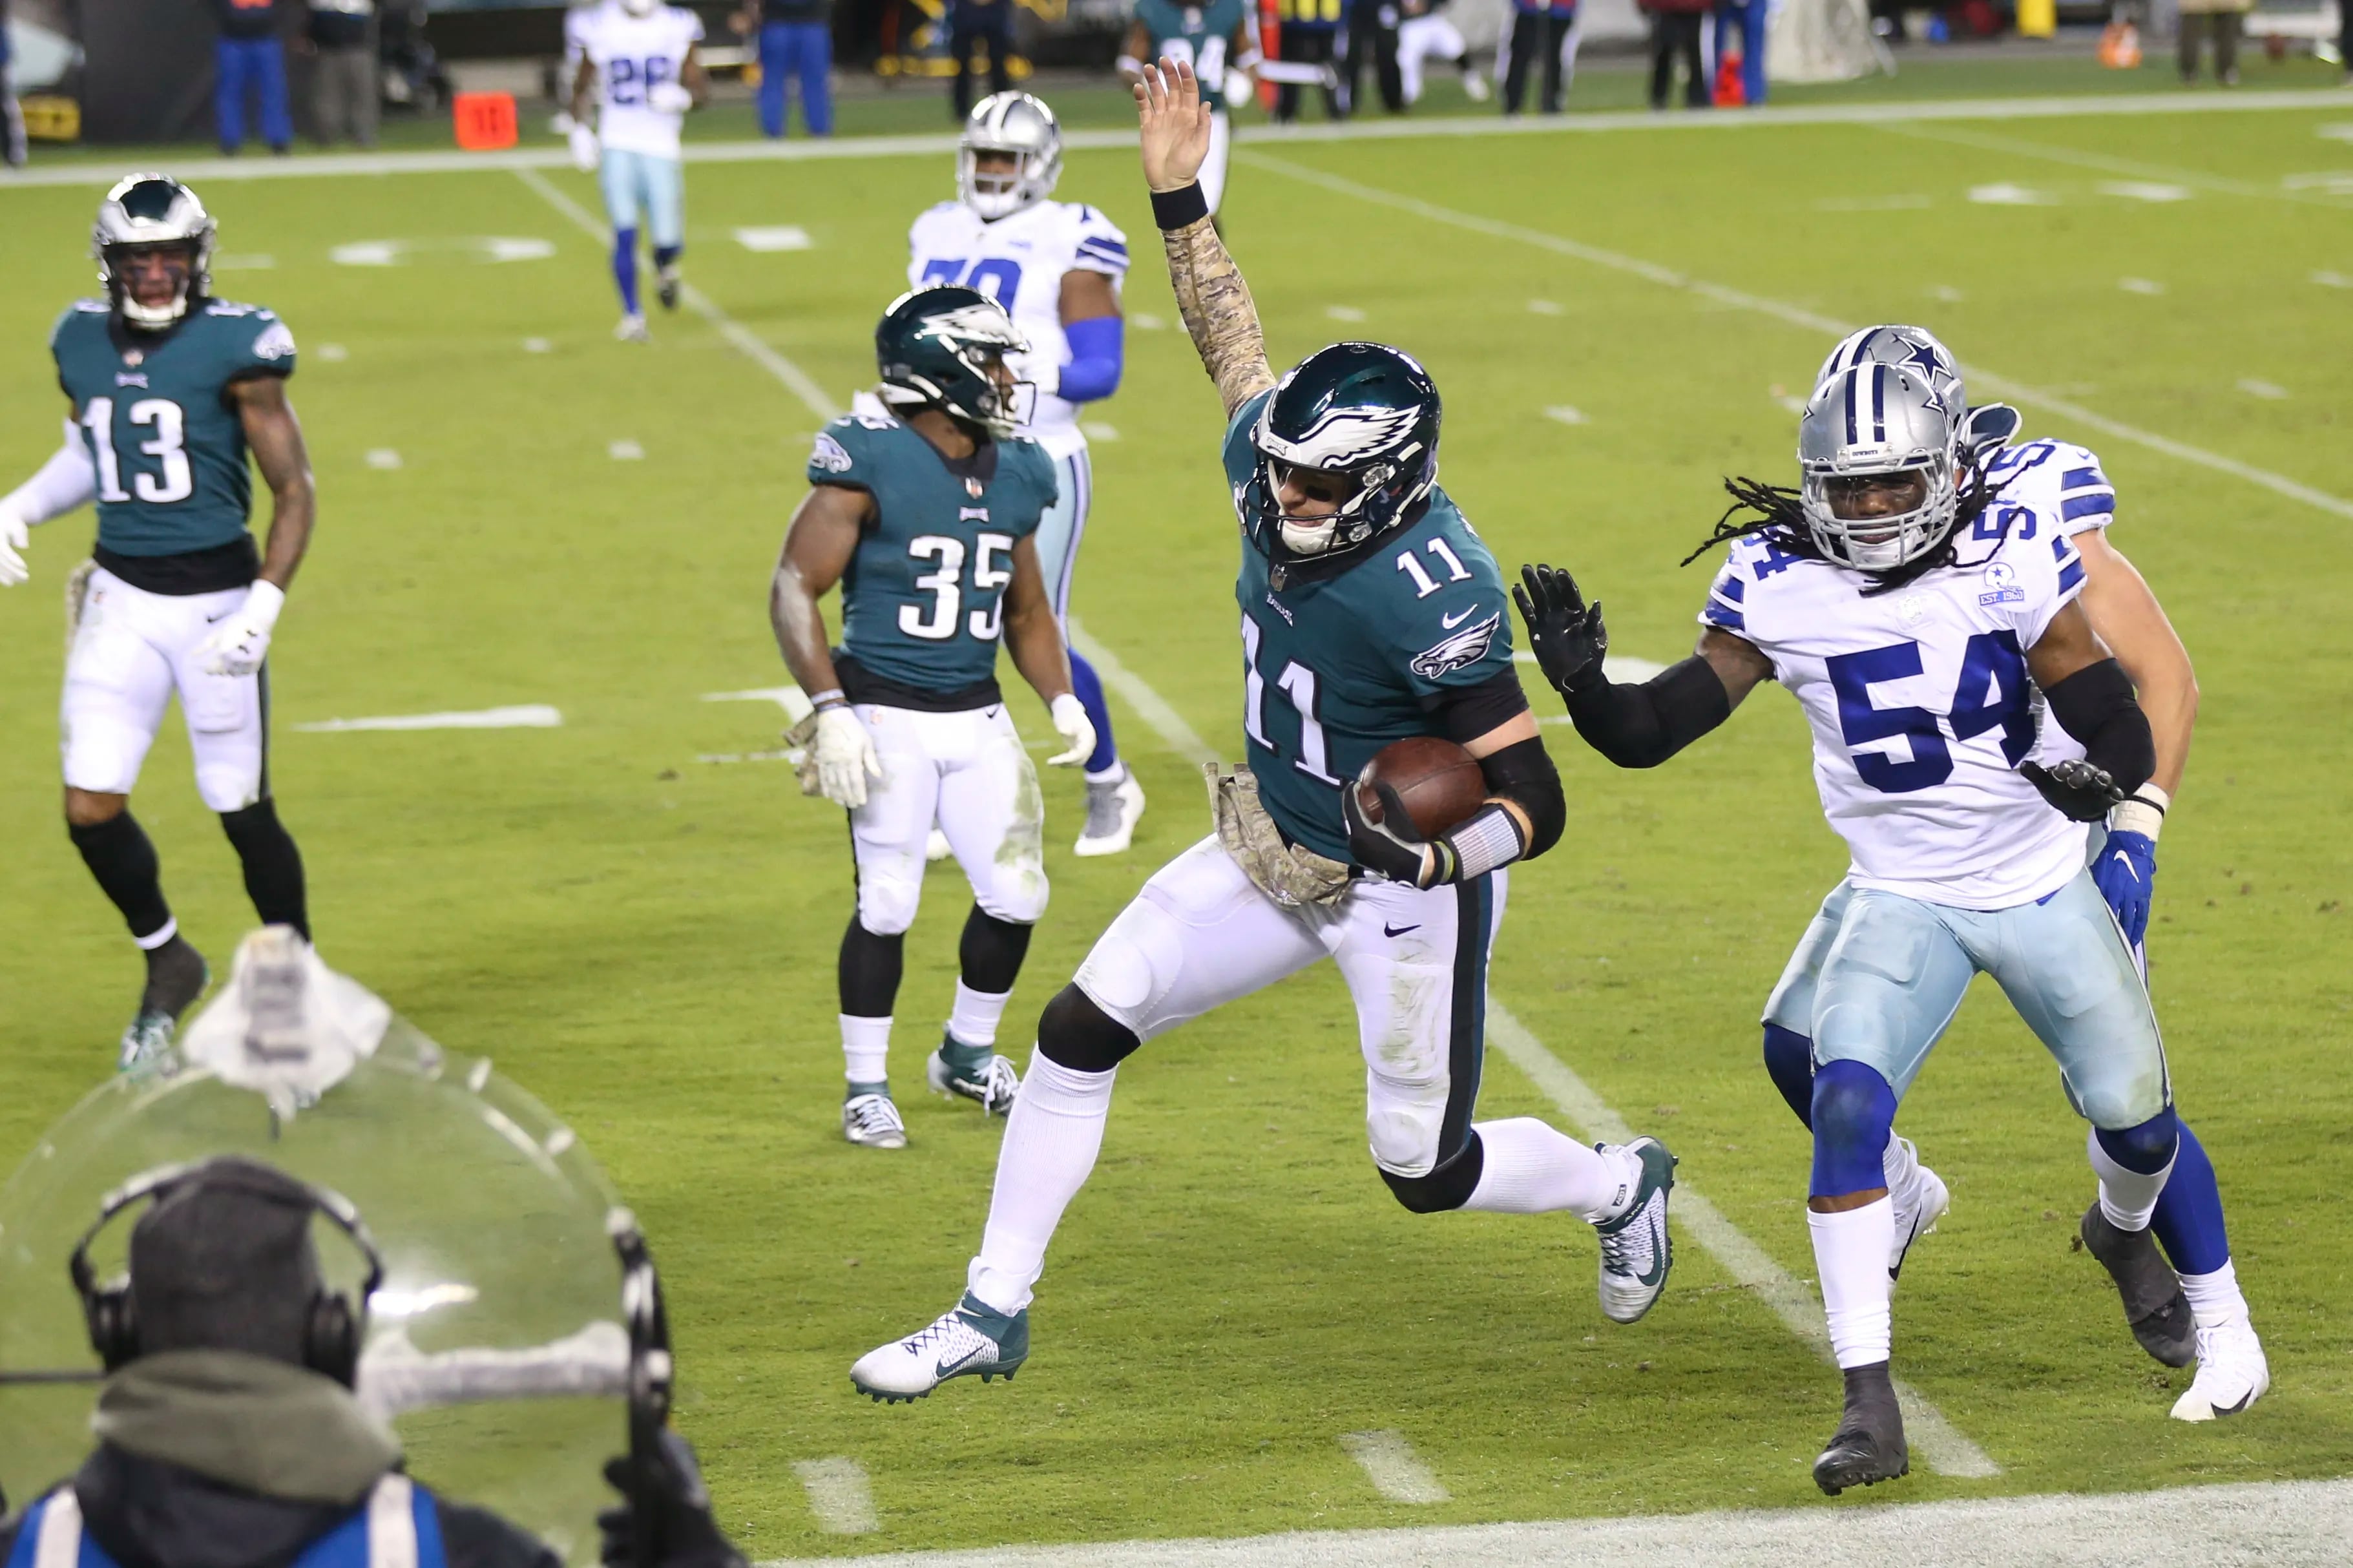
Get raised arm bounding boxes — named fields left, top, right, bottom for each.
left=1135, top=57, right=1273, bottom=418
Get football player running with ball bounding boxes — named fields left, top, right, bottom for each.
left=771, top=286, right=1096, bottom=1151
left=847, top=59, right=1677, bottom=1403
left=1518, top=364, right=2263, bottom=1495
left=0, top=175, right=317, bottom=1073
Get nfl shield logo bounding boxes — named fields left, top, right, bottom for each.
left=122, top=350, right=144, bottom=368
left=965, top=477, right=984, bottom=498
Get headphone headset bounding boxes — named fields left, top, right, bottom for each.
left=68, top=1159, right=385, bottom=1388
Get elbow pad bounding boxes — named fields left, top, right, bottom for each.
left=1564, top=655, right=1731, bottom=770
left=1056, top=315, right=1124, bottom=404
left=1470, top=735, right=1565, bottom=862
left=2044, top=658, right=2155, bottom=799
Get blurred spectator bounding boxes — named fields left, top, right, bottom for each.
left=1343, top=0, right=1403, bottom=112
left=214, top=0, right=293, bottom=154
left=379, top=0, right=447, bottom=114
left=1500, top=0, right=1577, bottom=114
left=1, top=0, right=25, bottom=169
left=1273, top=0, right=1346, bottom=121
left=2175, top=0, right=2245, bottom=81
left=948, top=0, right=1015, bottom=118
left=1712, top=0, right=1765, bottom=103
left=1640, top=0, right=1709, bottom=109
left=734, top=0, right=833, bottom=136
left=306, top=0, right=378, bottom=147
left=1397, top=0, right=1487, bottom=105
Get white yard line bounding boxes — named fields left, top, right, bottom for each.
left=512, top=167, right=841, bottom=422
left=293, top=704, right=561, bottom=733
left=754, top=1478, right=2353, bottom=1565
left=1234, top=152, right=2353, bottom=525
left=1064, top=618, right=1220, bottom=767
left=1337, top=1432, right=1451, bottom=1504
left=1878, top=120, right=2353, bottom=210
left=790, top=1457, right=881, bottom=1536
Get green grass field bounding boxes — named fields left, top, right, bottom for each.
left=3, top=66, right=2351, bottom=1560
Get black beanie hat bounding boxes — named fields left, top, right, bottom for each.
left=128, top=1156, right=323, bottom=1365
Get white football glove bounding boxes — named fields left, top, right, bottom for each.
left=0, top=507, right=28, bottom=588
left=1046, top=691, right=1096, bottom=768
left=568, top=122, right=600, bottom=172
left=198, top=580, right=286, bottom=677
left=648, top=81, right=695, bottom=114
left=813, top=704, right=883, bottom=810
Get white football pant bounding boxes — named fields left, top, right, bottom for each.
left=62, top=567, right=269, bottom=812
left=850, top=702, right=1049, bottom=935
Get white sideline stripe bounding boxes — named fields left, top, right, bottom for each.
left=791, top=1457, right=880, bottom=1536
left=1237, top=153, right=2353, bottom=524
left=293, top=705, right=561, bottom=733
left=1338, top=1431, right=1450, bottom=1504
left=6, top=91, right=2350, bottom=189
left=512, top=167, right=840, bottom=422
left=1483, top=1006, right=1999, bottom=1481
left=751, top=1478, right=2353, bottom=1565
left=1065, top=618, right=1219, bottom=767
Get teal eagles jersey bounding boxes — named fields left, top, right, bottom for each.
left=1136, top=0, right=1250, bottom=110
left=52, top=297, right=296, bottom=559
left=810, top=411, right=1058, bottom=702
left=1222, top=390, right=1516, bottom=862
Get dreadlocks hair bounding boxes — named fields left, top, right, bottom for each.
left=1679, top=465, right=1998, bottom=598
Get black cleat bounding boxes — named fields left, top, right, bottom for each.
left=1814, top=1362, right=1910, bottom=1496
left=656, top=269, right=680, bottom=311
left=141, top=934, right=210, bottom=1020
left=2078, top=1204, right=2196, bottom=1368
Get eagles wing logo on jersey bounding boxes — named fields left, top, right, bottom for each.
left=811, top=431, right=855, bottom=473
left=251, top=320, right=296, bottom=361
left=1410, top=610, right=1501, bottom=680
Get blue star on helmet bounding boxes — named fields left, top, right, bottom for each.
left=1901, top=340, right=1944, bottom=379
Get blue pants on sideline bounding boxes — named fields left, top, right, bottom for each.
left=757, top=21, right=833, bottom=136
left=1711, top=0, right=1767, bottom=105
left=216, top=37, right=293, bottom=151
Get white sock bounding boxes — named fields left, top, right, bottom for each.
left=841, top=1014, right=891, bottom=1088
left=1808, top=1198, right=1896, bottom=1369
left=2180, top=1259, right=2248, bottom=1331
left=1083, top=760, right=1127, bottom=786
left=967, top=1050, right=1116, bottom=1315
left=1461, top=1118, right=1626, bottom=1222
left=1881, top=1133, right=1916, bottom=1193
left=133, top=917, right=179, bottom=952
left=2087, top=1125, right=2175, bottom=1233
left=946, top=981, right=1011, bottom=1051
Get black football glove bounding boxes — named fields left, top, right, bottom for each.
left=1343, top=776, right=1454, bottom=888
left=1513, top=563, right=1609, bottom=698
left=600, top=1431, right=746, bottom=1568
left=2018, top=758, right=2128, bottom=823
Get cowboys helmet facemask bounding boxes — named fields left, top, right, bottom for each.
left=958, top=93, right=1063, bottom=222
left=1240, top=342, right=1441, bottom=566
left=875, top=285, right=1033, bottom=439
left=94, top=174, right=217, bottom=330
left=1799, top=363, right=1968, bottom=574
left=1815, top=323, right=2020, bottom=461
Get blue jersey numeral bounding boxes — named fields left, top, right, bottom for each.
left=915, top=256, right=1023, bottom=311
left=606, top=56, right=673, bottom=107
left=1827, top=632, right=2035, bottom=793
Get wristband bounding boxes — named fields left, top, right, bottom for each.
left=1150, top=182, right=1211, bottom=233
left=808, top=687, right=847, bottom=711
left=241, top=578, right=287, bottom=632
left=2109, top=782, right=2169, bottom=842
left=1438, top=803, right=1528, bottom=883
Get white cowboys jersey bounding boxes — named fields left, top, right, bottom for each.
left=1702, top=504, right=2091, bottom=910
left=576, top=0, right=704, bottom=158
left=908, top=198, right=1131, bottom=459
left=1983, top=437, right=2118, bottom=769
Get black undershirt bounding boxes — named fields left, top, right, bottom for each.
left=96, top=535, right=259, bottom=595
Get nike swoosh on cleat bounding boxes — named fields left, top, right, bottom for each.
left=1383, top=923, right=1421, bottom=937
left=2215, top=1392, right=2254, bottom=1416
left=935, top=1344, right=989, bottom=1379
left=1635, top=1213, right=1669, bottom=1286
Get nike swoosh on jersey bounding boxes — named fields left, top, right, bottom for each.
left=1441, top=605, right=1480, bottom=629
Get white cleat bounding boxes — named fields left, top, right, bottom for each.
left=2171, top=1320, right=2270, bottom=1421
left=850, top=1292, right=1029, bottom=1403
left=1884, top=1136, right=1950, bottom=1286
left=925, top=828, right=952, bottom=862
left=928, top=1045, right=1020, bottom=1116
left=1072, top=772, right=1145, bottom=857
left=842, top=1092, right=907, bottom=1149
left=1593, top=1136, right=1677, bottom=1324
left=1463, top=68, right=1492, bottom=103
left=614, top=313, right=650, bottom=343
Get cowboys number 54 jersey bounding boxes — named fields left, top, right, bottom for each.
left=1702, top=502, right=2090, bottom=910
left=907, top=200, right=1130, bottom=460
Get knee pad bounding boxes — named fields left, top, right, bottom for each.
left=1378, top=1132, right=1485, bottom=1215
left=1036, top=983, right=1140, bottom=1074
left=1762, top=1023, right=1815, bottom=1129
left=854, top=859, right=922, bottom=937
left=1071, top=898, right=1183, bottom=1034
left=2095, top=1105, right=2179, bottom=1175
left=974, top=860, right=1049, bottom=927
left=1365, top=1082, right=1449, bottom=1180
left=1810, top=1058, right=1896, bottom=1199
left=196, top=758, right=265, bottom=814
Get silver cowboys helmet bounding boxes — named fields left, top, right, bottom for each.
left=1799, top=363, right=1966, bottom=573
left=1816, top=323, right=2022, bottom=459
left=94, top=173, right=217, bottom=329
left=958, top=92, right=1063, bottom=222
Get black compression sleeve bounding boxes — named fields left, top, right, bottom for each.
left=2042, top=658, right=2155, bottom=797
left=1424, top=669, right=1534, bottom=744
left=1563, top=655, right=1733, bottom=769
left=1474, top=735, right=1565, bottom=861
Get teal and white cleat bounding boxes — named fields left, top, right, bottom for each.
left=1593, top=1136, right=1677, bottom=1324
left=928, top=1038, right=1020, bottom=1116
left=842, top=1091, right=907, bottom=1149
left=116, top=1011, right=182, bottom=1078
left=851, top=1293, right=1029, bottom=1404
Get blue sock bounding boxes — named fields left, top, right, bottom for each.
left=612, top=227, right=640, bottom=315
left=2149, top=1118, right=2232, bottom=1276
left=1762, top=1024, right=1814, bottom=1128
left=1810, top=1059, right=1896, bottom=1199
left=653, top=243, right=682, bottom=271
left=1069, top=650, right=1120, bottom=778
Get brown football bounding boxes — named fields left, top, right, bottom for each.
left=1356, top=737, right=1487, bottom=839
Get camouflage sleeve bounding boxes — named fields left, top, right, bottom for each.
left=1161, top=217, right=1275, bottom=419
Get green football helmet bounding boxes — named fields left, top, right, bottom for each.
left=94, top=174, right=217, bottom=329
left=1240, top=342, right=1441, bottom=567
left=874, top=285, right=1032, bottom=439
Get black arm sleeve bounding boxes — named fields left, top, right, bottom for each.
left=1563, top=655, right=1733, bottom=769
left=1421, top=667, right=1533, bottom=744
left=436, top=1498, right=567, bottom=1568
left=1473, top=735, right=1565, bottom=861
left=2042, top=658, right=2155, bottom=797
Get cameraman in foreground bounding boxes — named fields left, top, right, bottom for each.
left=0, top=1155, right=743, bottom=1568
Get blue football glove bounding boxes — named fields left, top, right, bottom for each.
left=2091, top=828, right=2157, bottom=950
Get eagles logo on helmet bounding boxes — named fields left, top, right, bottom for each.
left=1239, top=342, right=1442, bottom=580
left=873, top=285, right=1035, bottom=439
